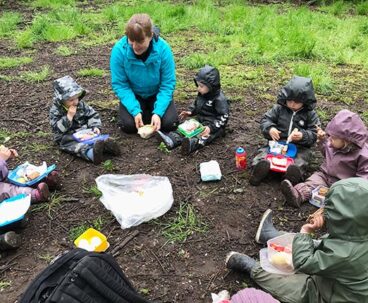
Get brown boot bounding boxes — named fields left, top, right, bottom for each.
left=44, top=171, right=62, bottom=190
left=281, top=179, right=302, bottom=207
left=31, top=183, right=50, bottom=203
left=249, top=160, right=270, bottom=186
left=93, top=140, right=105, bottom=165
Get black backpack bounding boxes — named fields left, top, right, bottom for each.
left=20, top=249, right=152, bottom=303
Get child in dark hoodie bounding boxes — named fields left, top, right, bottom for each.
left=157, top=65, right=229, bottom=155
left=49, top=76, right=120, bottom=164
left=250, top=76, right=319, bottom=186
left=281, top=109, right=368, bottom=207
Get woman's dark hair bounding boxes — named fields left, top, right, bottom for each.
left=125, top=14, right=153, bottom=43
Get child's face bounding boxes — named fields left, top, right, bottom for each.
left=286, top=100, right=303, bottom=112
left=197, top=82, right=210, bottom=95
left=329, top=136, right=347, bottom=149
left=64, top=96, right=79, bottom=107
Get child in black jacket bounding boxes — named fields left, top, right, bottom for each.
left=158, top=65, right=229, bottom=155
left=250, top=76, right=319, bottom=186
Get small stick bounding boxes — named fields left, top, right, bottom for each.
left=111, top=230, right=139, bottom=257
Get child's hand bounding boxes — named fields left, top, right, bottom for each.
left=93, top=127, right=101, bottom=135
left=289, top=130, right=303, bottom=142
left=301, top=213, right=324, bottom=234
left=67, top=105, right=77, bottom=121
left=201, top=126, right=211, bottom=137
left=316, top=126, right=326, bottom=142
left=9, top=149, right=18, bottom=158
left=151, top=114, right=161, bottom=131
left=179, top=111, right=192, bottom=120
left=0, top=146, right=12, bottom=161
left=269, top=127, right=281, bottom=141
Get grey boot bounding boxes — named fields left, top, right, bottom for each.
left=225, top=252, right=256, bottom=274
left=249, top=160, right=270, bottom=186
left=181, top=137, right=202, bottom=155
left=103, top=138, right=121, bottom=156
left=281, top=180, right=302, bottom=208
left=0, top=231, right=21, bottom=251
left=93, top=140, right=105, bottom=165
left=255, top=209, right=281, bottom=244
left=157, top=131, right=182, bottom=150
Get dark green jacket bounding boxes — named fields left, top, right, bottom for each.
left=293, top=178, right=368, bottom=303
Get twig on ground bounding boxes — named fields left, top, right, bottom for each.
left=111, top=230, right=139, bottom=257
left=1, top=118, right=33, bottom=127
left=150, top=249, right=167, bottom=273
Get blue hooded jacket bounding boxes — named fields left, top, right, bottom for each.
left=110, top=35, right=176, bottom=118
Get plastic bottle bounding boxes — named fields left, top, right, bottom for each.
left=235, top=147, right=247, bottom=170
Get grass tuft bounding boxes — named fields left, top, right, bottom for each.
left=0, top=12, right=21, bottom=37
left=77, top=68, right=106, bottom=77
left=0, top=57, right=33, bottom=69
left=20, top=66, right=51, bottom=83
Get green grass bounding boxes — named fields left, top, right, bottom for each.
left=77, top=68, right=106, bottom=77
left=0, top=56, right=33, bottom=69
left=0, top=280, right=11, bottom=291
left=68, top=216, right=106, bottom=241
left=159, top=203, right=207, bottom=243
left=84, top=185, right=102, bottom=198
left=55, top=45, right=74, bottom=56
left=103, top=159, right=114, bottom=172
left=32, top=193, right=63, bottom=217
left=0, top=12, right=21, bottom=37
left=31, top=0, right=75, bottom=9
left=20, top=66, right=51, bottom=83
left=28, top=142, right=49, bottom=152
left=157, top=142, right=171, bottom=154
left=38, top=253, right=54, bottom=263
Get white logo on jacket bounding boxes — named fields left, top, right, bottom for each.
left=206, top=100, right=213, bottom=107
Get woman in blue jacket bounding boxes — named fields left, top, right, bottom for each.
left=110, top=13, right=178, bottom=133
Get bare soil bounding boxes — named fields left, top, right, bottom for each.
left=0, top=3, right=367, bottom=303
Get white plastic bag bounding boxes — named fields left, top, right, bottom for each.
left=96, top=174, right=173, bottom=229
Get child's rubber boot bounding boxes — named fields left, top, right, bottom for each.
left=156, top=131, right=182, bottom=150
left=249, top=160, right=270, bottom=186
left=93, top=140, right=105, bottom=165
left=104, top=138, right=121, bottom=156
left=255, top=209, right=281, bottom=244
left=225, top=252, right=256, bottom=275
left=281, top=180, right=302, bottom=208
left=181, top=137, right=201, bottom=156
left=0, top=231, right=21, bottom=251
left=31, top=183, right=50, bottom=203
left=284, top=164, right=303, bottom=185
left=45, top=171, right=62, bottom=190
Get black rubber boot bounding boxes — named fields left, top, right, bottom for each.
left=93, top=140, right=105, bottom=165
left=284, top=164, right=303, bottom=185
left=249, top=160, right=270, bottom=186
left=225, top=252, right=256, bottom=274
left=255, top=209, right=281, bottom=244
left=104, top=138, right=121, bottom=156
left=281, top=180, right=302, bottom=208
left=157, top=131, right=182, bottom=150
left=0, top=231, right=21, bottom=251
left=181, top=137, right=201, bottom=155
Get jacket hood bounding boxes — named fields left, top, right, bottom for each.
left=277, top=76, right=316, bottom=110
left=326, top=109, right=367, bottom=148
left=194, top=65, right=221, bottom=94
left=325, top=177, right=368, bottom=242
left=53, top=75, right=86, bottom=105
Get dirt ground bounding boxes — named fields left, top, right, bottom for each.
left=0, top=3, right=367, bottom=303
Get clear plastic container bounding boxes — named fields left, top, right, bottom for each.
left=309, top=186, right=329, bottom=208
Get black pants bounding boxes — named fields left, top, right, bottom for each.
left=118, top=95, right=179, bottom=133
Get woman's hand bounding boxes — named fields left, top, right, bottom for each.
left=151, top=114, right=161, bottom=131
left=179, top=111, right=192, bottom=120
left=269, top=127, right=281, bottom=141
left=134, top=113, right=144, bottom=130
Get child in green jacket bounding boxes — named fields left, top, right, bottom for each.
left=226, top=177, right=368, bottom=303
